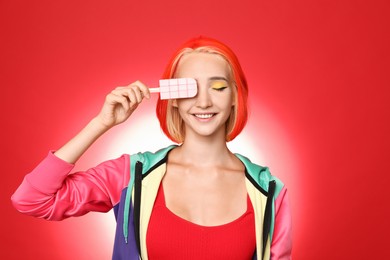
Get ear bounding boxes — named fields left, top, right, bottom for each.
left=172, top=99, right=178, bottom=107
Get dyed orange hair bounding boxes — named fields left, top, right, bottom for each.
left=156, top=36, right=248, bottom=143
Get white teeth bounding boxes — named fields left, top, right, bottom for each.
left=194, top=114, right=214, bottom=119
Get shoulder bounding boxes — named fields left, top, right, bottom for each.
left=234, top=153, right=285, bottom=197
left=129, top=145, right=178, bottom=172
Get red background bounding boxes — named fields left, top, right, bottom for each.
left=1, top=0, right=389, bottom=259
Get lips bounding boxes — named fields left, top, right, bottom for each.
left=193, top=113, right=215, bottom=119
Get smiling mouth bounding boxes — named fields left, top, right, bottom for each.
left=193, top=113, right=215, bottom=119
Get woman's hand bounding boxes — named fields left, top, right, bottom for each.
left=96, top=81, right=151, bottom=129
left=54, top=81, right=151, bottom=164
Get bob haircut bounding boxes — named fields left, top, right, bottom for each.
left=156, top=36, right=248, bottom=143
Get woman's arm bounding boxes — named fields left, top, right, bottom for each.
left=11, top=81, right=150, bottom=220
left=271, top=186, right=293, bottom=259
left=11, top=151, right=131, bottom=220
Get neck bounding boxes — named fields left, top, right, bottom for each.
left=177, top=132, right=232, bottom=167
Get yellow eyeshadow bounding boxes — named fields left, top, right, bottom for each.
left=211, top=81, right=228, bottom=90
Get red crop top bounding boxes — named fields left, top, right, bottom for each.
left=146, top=184, right=256, bottom=259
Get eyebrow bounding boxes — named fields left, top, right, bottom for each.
left=208, top=76, right=229, bottom=82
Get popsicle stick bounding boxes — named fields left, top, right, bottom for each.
left=149, top=88, right=160, bottom=93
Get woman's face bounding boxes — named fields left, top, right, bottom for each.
left=173, top=52, right=235, bottom=141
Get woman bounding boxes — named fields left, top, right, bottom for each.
left=12, top=36, right=292, bottom=259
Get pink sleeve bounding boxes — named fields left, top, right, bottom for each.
left=11, top=151, right=130, bottom=221
left=270, top=186, right=293, bottom=259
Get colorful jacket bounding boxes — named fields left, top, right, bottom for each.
left=12, top=145, right=292, bottom=259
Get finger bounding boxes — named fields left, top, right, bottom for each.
left=124, top=87, right=142, bottom=106
left=111, top=87, right=138, bottom=105
left=107, top=92, right=131, bottom=112
left=133, top=80, right=151, bottom=99
left=113, top=81, right=150, bottom=104
left=130, top=86, right=143, bottom=103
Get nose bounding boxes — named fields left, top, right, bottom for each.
left=194, top=85, right=212, bottom=108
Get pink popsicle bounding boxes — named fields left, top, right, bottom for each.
left=150, top=78, right=197, bottom=100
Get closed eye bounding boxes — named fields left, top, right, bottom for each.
left=213, top=86, right=228, bottom=91
left=211, top=81, right=229, bottom=91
